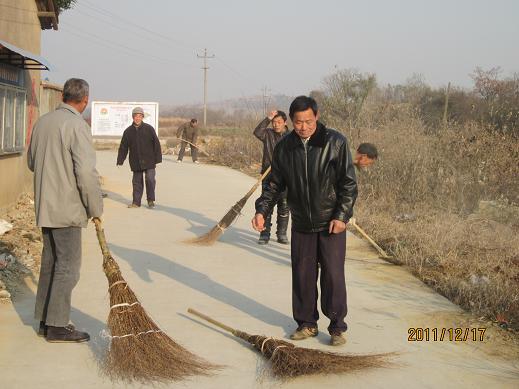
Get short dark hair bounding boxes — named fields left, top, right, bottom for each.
left=63, top=78, right=89, bottom=103
left=289, top=96, right=318, bottom=120
left=357, top=143, right=378, bottom=159
left=273, top=111, right=287, bottom=122
left=190, top=118, right=198, bottom=124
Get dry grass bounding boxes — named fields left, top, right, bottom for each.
left=352, top=111, right=519, bottom=328
left=201, top=110, right=519, bottom=330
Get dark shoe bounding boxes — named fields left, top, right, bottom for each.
left=38, top=321, right=47, bottom=337
left=330, top=332, right=346, bottom=346
left=46, top=325, right=90, bottom=343
left=258, top=233, right=270, bottom=245
left=39, top=322, right=75, bottom=337
left=127, top=203, right=140, bottom=208
left=101, top=193, right=108, bottom=198
left=290, top=326, right=318, bottom=340
left=147, top=200, right=155, bottom=208
left=277, top=235, right=289, bottom=244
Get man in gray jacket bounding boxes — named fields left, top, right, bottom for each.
left=27, top=78, right=103, bottom=343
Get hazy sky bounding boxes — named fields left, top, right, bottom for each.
left=40, top=0, right=519, bottom=105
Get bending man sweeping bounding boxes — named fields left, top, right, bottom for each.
left=253, top=96, right=357, bottom=346
left=253, top=110, right=289, bottom=245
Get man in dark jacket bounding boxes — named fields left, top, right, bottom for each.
left=253, top=110, right=289, bottom=245
left=117, top=107, right=162, bottom=208
left=253, top=96, right=357, bottom=346
left=176, top=118, right=199, bottom=163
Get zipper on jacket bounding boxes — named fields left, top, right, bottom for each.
left=303, top=140, right=313, bottom=228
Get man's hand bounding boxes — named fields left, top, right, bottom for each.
left=252, top=213, right=265, bottom=231
left=267, top=110, right=278, bottom=121
left=329, top=219, right=346, bottom=234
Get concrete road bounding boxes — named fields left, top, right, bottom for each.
left=1, top=151, right=518, bottom=388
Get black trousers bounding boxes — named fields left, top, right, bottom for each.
left=132, top=168, right=156, bottom=206
left=178, top=137, right=198, bottom=162
left=261, top=182, right=289, bottom=237
left=290, top=229, right=347, bottom=334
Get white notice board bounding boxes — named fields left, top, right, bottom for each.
left=91, top=101, right=159, bottom=136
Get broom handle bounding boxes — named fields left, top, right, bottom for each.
left=348, top=218, right=391, bottom=259
left=180, top=138, right=212, bottom=158
left=188, top=308, right=237, bottom=335
left=243, top=166, right=271, bottom=199
left=92, top=218, right=111, bottom=258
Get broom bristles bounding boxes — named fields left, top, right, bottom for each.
left=186, top=197, right=247, bottom=245
left=243, top=333, right=392, bottom=379
left=187, top=168, right=269, bottom=246
left=188, top=309, right=393, bottom=379
left=100, top=253, right=219, bottom=382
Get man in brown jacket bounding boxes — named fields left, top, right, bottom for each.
left=176, top=118, right=199, bottom=163
left=28, top=78, right=103, bottom=343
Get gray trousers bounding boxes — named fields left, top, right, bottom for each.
left=178, top=138, right=198, bottom=161
left=34, top=227, right=82, bottom=327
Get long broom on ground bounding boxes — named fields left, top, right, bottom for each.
left=187, top=167, right=271, bottom=245
left=348, top=218, right=398, bottom=263
left=179, top=138, right=213, bottom=159
left=187, top=308, right=392, bottom=379
left=93, top=219, right=218, bottom=383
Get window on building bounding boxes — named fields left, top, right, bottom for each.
left=0, top=83, right=26, bottom=155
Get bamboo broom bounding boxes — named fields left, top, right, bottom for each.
left=179, top=138, right=213, bottom=159
left=348, top=218, right=397, bottom=263
left=187, top=167, right=271, bottom=245
left=187, top=308, right=392, bottom=379
left=93, top=218, right=218, bottom=383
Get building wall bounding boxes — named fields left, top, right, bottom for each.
left=40, top=82, right=63, bottom=115
left=0, top=0, right=43, bottom=214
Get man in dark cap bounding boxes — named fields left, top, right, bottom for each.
left=354, top=142, right=378, bottom=169
left=117, top=107, right=162, bottom=208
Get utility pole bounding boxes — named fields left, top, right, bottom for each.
left=261, top=86, right=271, bottom=117
left=197, top=48, right=215, bottom=127
left=443, top=82, right=451, bottom=129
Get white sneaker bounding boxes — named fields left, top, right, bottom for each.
left=176, top=160, right=182, bottom=163
left=194, top=161, right=199, bottom=164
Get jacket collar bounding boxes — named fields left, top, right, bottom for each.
left=286, top=121, right=327, bottom=149
left=58, top=102, right=81, bottom=116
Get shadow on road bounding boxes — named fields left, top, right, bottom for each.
left=102, top=189, right=291, bottom=267
left=10, top=268, right=109, bottom=368
left=109, top=244, right=293, bottom=334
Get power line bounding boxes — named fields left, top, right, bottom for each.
left=60, top=21, right=193, bottom=68
left=76, top=1, right=267, bottom=102
left=80, top=0, right=197, bottom=52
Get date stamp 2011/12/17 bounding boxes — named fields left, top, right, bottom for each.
left=408, top=327, right=486, bottom=342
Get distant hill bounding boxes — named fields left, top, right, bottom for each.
left=160, top=94, right=295, bottom=118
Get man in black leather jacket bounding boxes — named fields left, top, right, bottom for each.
left=253, top=96, right=357, bottom=346
left=253, top=110, right=289, bottom=245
